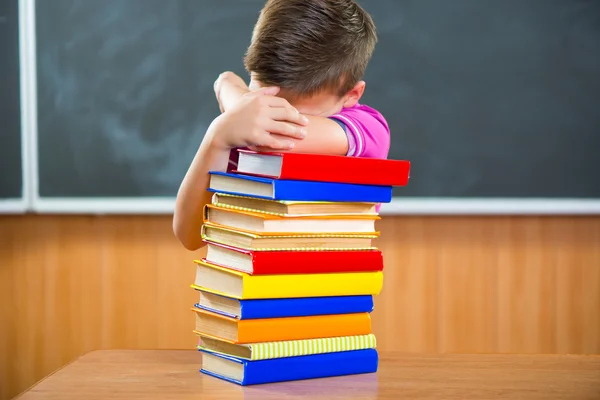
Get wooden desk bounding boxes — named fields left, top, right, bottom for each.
left=16, top=350, right=599, bottom=399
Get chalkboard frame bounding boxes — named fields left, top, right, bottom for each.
left=0, top=0, right=29, bottom=213
left=0, top=198, right=27, bottom=214
left=20, top=0, right=600, bottom=216
left=25, top=198, right=600, bottom=215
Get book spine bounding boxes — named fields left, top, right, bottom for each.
left=242, top=271, right=383, bottom=299
left=243, top=349, right=379, bottom=385
left=251, top=250, right=384, bottom=274
left=240, top=295, right=374, bottom=319
left=274, top=180, right=393, bottom=203
left=237, top=313, right=372, bottom=343
left=248, top=334, right=377, bottom=360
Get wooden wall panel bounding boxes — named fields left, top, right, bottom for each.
left=372, top=218, right=439, bottom=353
left=437, top=219, right=498, bottom=353
left=0, top=216, right=200, bottom=400
left=555, top=219, right=600, bottom=354
left=1, top=215, right=599, bottom=400
left=497, top=219, right=557, bottom=353
left=0, top=223, right=17, bottom=399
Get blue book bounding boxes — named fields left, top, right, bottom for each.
left=208, top=171, right=393, bottom=203
left=194, top=291, right=374, bottom=319
left=200, top=349, right=378, bottom=385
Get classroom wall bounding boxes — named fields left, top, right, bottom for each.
left=1, top=215, right=599, bottom=399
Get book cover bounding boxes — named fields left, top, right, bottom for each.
left=200, top=348, right=379, bottom=385
left=204, top=204, right=379, bottom=233
left=193, top=307, right=372, bottom=343
left=235, top=148, right=411, bottom=186
left=192, top=259, right=384, bottom=299
left=204, top=240, right=384, bottom=275
left=197, top=333, right=377, bottom=361
left=211, top=192, right=378, bottom=216
left=201, top=221, right=379, bottom=251
left=208, top=171, right=393, bottom=203
left=193, top=292, right=374, bottom=319
left=205, top=204, right=379, bottom=222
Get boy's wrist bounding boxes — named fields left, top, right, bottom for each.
left=220, top=84, right=248, bottom=112
left=214, top=72, right=249, bottom=112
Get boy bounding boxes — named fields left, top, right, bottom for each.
left=174, top=0, right=390, bottom=250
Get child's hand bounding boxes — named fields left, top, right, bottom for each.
left=214, top=72, right=249, bottom=112
left=209, top=87, right=309, bottom=151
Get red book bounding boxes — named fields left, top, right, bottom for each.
left=233, top=149, right=411, bottom=186
left=204, top=240, right=384, bottom=275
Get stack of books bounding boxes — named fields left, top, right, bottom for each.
left=191, top=149, right=410, bottom=385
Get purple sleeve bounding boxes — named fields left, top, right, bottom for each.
left=329, top=104, right=391, bottom=159
left=329, top=117, right=357, bottom=156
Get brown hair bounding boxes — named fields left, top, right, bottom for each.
left=244, top=0, right=377, bottom=98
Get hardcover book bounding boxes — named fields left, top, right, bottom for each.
left=192, top=307, right=372, bottom=343
left=211, top=192, right=378, bottom=216
left=194, top=290, right=374, bottom=319
left=204, top=204, right=379, bottom=234
left=208, top=171, right=393, bottom=203
left=204, top=240, right=384, bottom=274
left=234, top=149, right=410, bottom=186
left=197, top=333, right=377, bottom=361
left=200, top=348, right=379, bottom=385
left=201, top=222, right=378, bottom=251
left=192, top=259, right=384, bottom=299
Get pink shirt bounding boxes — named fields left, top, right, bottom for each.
left=329, top=103, right=390, bottom=160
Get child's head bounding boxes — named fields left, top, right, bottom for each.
left=244, top=0, right=377, bottom=116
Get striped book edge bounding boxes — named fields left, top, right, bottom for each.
left=198, top=334, right=376, bottom=361
left=211, top=198, right=379, bottom=218
left=201, top=234, right=378, bottom=252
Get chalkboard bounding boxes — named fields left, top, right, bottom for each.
left=364, top=0, right=600, bottom=198
left=33, top=0, right=600, bottom=210
left=0, top=0, right=23, bottom=205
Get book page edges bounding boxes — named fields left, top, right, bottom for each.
left=196, top=333, right=377, bottom=361
left=202, top=221, right=380, bottom=238
left=206, top=204, right=380, bottom=220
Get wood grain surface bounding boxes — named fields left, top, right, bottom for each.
left=16, top=350, right=600, bottom=400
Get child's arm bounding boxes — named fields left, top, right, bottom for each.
left=215, top=73, right=350, bottom=156
left=262, top=116, right=349, bottom=156
left=173, top=85, right=309, bottom=250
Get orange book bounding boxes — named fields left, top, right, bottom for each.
left=192, top=307, right=372, bottom=344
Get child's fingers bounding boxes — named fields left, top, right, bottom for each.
left=255, top=86, right=280, bottom=96
left=263, top=95, right=294, bottom=109
left=265, top=121, right=307, bottom=139
left=263, top=137, right=295, bottom=150
left=262, top=96, right=307, bottom=121
left=259, top=93, right=309, bottom=126
left=269, top=107, right=309, bottom=126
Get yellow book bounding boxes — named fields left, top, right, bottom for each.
left=196, top=333, right=377, bottom=361
left=191, top=259, right=383, bottom=299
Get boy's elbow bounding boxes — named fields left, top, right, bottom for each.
left=172, top=215, right=205, bottom=251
